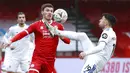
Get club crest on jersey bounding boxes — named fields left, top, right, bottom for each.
left=40, top=26, right=44, bottom=29
left=102, top=33, right=108, bottom=39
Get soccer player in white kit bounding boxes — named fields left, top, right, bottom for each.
left=47, top=13, right=117, bottom=73
left=1, top=12, right=34, bottom=73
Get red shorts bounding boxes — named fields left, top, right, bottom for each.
left=29, top=56, right=56, bottom=73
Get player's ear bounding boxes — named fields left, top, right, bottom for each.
left=41, top=10, right=44, bottom=15
left=17, top=19, right=19, bottom=22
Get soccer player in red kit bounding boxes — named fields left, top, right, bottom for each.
left=3, top=3, right=70, bottom=73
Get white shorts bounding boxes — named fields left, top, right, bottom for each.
left=2, top=52, right=31, bottom=72
left=81, top=55, right=107, bottom=73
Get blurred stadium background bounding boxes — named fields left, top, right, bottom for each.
left=0, top=0, right=130, bottom=73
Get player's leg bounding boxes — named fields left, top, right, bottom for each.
left=81, top=55, right=98, bottom=73
left=41, top=60, right=56, bottom=73
left=56, top=30, right=94, bottom=50
left=16, top=66, right=24, bottom=73
left=2, top=58, right=20, bottom=73
left=81, top=55, right=106, bottom=73
left=20, top=59, right=31, bottom=73
left=1, top=48, right=10, bottom=73
left=28, top=57, right=42, bottom=73
left=49, top=25, right=94, bottom=50
left=2, top=48, right=19, bottom=73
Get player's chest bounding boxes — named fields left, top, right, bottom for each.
left=12, top=27, right=27, bottom=35
left=37, top=24, right=57, bottom=38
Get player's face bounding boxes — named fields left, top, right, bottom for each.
left=99, top=16, right=108, bottom=29
left=41, top=7, right=53, bottom=20
left=17, top=14, right=26, bottom=24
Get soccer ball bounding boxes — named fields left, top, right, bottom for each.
left=53, top=9, right=68, bottom=23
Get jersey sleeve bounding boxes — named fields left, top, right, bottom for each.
left=26, top=22, right=37, bottom=34
left=57, top=23, right=64, bottom=30
left=98, top=31, right=110, bottom=44
left=85, top=42, right=106, bottom=55
left=4, top=27, right=14, bottom=39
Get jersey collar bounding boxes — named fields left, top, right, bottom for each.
left=103, top=27, right=112, bottom=31
left=42, top=19, right=53, bottom=25
left=17, top=23, right=26, bottom=27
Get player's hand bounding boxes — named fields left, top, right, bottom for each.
left=0, top=40, right=12, bottom=48
left=0, top=42, right=5, bottom=49
left=79, top=52, right=87, bottom=59
left=6, top=40, right=12, bottom=47
left=44, top=21, right=55, bottom=37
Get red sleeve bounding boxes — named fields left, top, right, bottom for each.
left=57, top=23, right=64, bottom=30
left=57, top=23, right=70, bottom=44
left=61, top=37, right=70, bottom=44
left=10, top=22, right=36, bottom=42
left=10, top=31, right=28, bottom=42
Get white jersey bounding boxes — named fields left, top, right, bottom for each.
left=97, top=28, right=116, bottom=61
left=4, top=24, right=34, bottom=58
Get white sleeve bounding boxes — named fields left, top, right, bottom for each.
left=4, top=28, right=13, bottom=39
left=30, top=33, right=35, bottom=43
left=1, top=28, right=13, bottom=44
left=85, top=42, right=106, bottom=55
left=98, top=31, right=110, bottom=44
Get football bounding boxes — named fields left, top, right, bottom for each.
left=53, top=9, right=68, bottom=23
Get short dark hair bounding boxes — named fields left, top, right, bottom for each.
left=103, top=13, right=117, bottom=26
left=17, top=12, right=25, bottom=18
left=41, top=3, right=54, bottom=11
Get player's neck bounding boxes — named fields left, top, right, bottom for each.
left=42, top=18, right=52, bottom=23
left=18, top=23, right=25, bottom=27
left=103, top=25, right=111, bottom=30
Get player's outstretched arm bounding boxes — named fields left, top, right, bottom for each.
left=10, top=30, right=28, bottom=42
left=79, top=42, right=106, bottom=59
left=11, top=22, right=36, bottom=43
left=85, top=42, right=105, bottom=55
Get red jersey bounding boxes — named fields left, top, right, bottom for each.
left=11, top=20, right=70, bottom=60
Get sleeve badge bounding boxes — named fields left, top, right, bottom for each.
left=102, top=33, right=108, bottom=39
